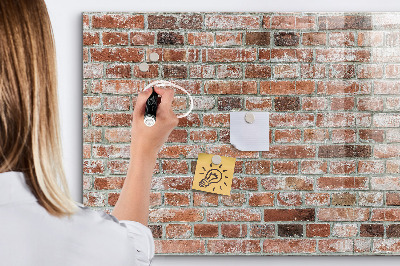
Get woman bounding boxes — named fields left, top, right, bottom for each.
left=0, top=0, right=178, bottom=265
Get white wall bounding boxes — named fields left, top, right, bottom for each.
left=46, top=0, right=400, bottom=265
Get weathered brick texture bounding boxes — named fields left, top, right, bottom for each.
left=83, top=12, right=400, bottom=255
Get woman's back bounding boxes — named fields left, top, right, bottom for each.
left=0, top=172, right=154, bottom=266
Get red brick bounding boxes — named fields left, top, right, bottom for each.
left=331, top=192, right=356, bottom=206
left=149, top=208, right=203, bottom=222
left=221, top=224, right=247, bottom=238
left=306, top=224, right=330, bottom=237
left=317, top=176, right=368, bottom=190
left=374, top=144, right=400, bottom=158
left=206, top=209, right=261, bottom=222
left=331, top=129, right=356, bottom=143
left=245, top=97, right=272, bottom=110
left=102, top=32, right=128, bottom=45
left=372, top=209, right=400, bottom=221
left=155, top=240, right=205, bottom=254
left=161, top=160, right=188, bottom=174
left=300, top=64, right=326, bottom=78
left=318, top=208, right=369, bottom=221
left=83, top=160, right=104, bottom=174
left=319, top=239, right=353, bottom=253
left=385, top=64, right=400, bottom=78
left=221, top=193, right=246, bottom=207
left=205, top=15, right=260, bottom=29
left=248, top=192, right=274, bottom=206
left=216, top=32, right=242, bottom=46
left=245, top=32, right=269, bottom=46
left=83, top=128, right=102, bottom=143
left=206, top=144, right=258, bottom=159
left=360, top=224, right=384, bottom=237
left=262, top=145, right=316, bottom=159
left=358, top=64, right=384, bottom=78
left=357, top=97, right=384, bottom=111
left=273, top=64, right=299, bottom=79
left=92, top=80, right=143, bottom=94
left=83, top=14, right=89, bottom=29
left=163, top=64, right=187, bottom=79
left=193, top=192, right=218, bottom=207
left=158, top=145, right=202, bottom=159
left=91, top=113, right=131, bottom=127
left=249, top=224, right=274, bottom=238
left=319, top=15, right=372, bottom=30
left=316, top=48, right=370, bottom=62
left=207, top=240, right=261, bottom=254
left=304, top=193, right=330, bottom=206
left=187, top=32, right=214, bottom=46
left=373, top=80, right=400, bottom=94
left=202, top=113, right=229, bottom=127
left=193, top=224, right=218, bottom=237
left=245, top=64, right=271, bottom=78
left=301, top=160, right=327, bottom=174
left=263, top=239, right=316, bottom=253
left=273, top=161, right=298, bottom=174
left=90, top=48, right=144, bottom=62
left=83, top=63, right=103, bottom=78
left=83, top=191, right=107, bottom=207
left=165, top=224, right=191, bottom=239
left=318, top=145, right=372, bottom=158
left=358, top=31, right=384, bottom=46
left=215, top=64, right=242, bottom=79
left=317, top=80, right=371, bottom=95
left=261, top=80, right=314, bottom=95
left=261, top=176, right=313, bottom=191
left=264, top=208, right=315, bottom=221
left=387, top=193, right=400, bottom=206
left=329, top=32, right=355, bottom=46
left=277, top=192, right=302, bottom=206
left=373, top=114, right=400, bottom=128
left=205, top=80, right=256, bottom=94
left=83, top=32, right=99, bottom=45
left=83, top=48, right=89, bottom=63
left=152, top=176, right=192, bottom=190
left=92, top=14, right=144, bottom=29
left=130, top=32, right=155, bottom=45
left=274, top=32, right=300, bottom=46
left=231, top=177, right=258, bottom=191
left=204, top=48, right=257, bottom=62
left=329, top=161, right=357, bottom=174
left=164, top=192, right=190, bottom=206
left=244, top=160, right=270, bottom=174
left=275, top=129, right=301, bottom=143
left=304, top=129, right=329, bottom=142
left=373, top=239, right=400, bottom=253
left=83, top=144, right=91, bottom=159
left=358, top=160, right=385, bottom=174
left=302, top=32, right=326, bottom=46
left=83, top=96, right=101, bottom=110
left=189, top=64, right=215, bottom=78
left=105, top=64, right=131, bottom=78
left=107, top=160, right=129, bottom=174
left=268, top=48, right=313, bottom=62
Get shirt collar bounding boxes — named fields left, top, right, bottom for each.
left=0, top=171, right=38, bottom=205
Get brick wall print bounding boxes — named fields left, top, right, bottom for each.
left=83, top=12, right=400, bottom=255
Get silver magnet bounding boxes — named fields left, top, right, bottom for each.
left=211, top=155, right=222, bottom=165
left=149, top=52, right=160, bottom=62
left=139, top=62, right=149, bottom=72
left=244, top=112, right=255, bottom=124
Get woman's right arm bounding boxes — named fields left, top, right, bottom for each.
left=111, top=87, right=178, bottom=226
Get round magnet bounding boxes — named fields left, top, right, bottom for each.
left=149, top=52, right=160, bottom=62
left=244, top=112, right=255, bottom=124
left=139, top=62, right=149, bottom=72
left=211, top=155, right=222, bottom=165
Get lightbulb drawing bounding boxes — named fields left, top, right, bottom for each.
left=198, top=163, right=229, bottom=192
left=192, top=153, right=236, bottom=196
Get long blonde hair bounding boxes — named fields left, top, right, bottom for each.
left=0, top=0, right=77, bottom=216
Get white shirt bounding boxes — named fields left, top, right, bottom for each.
left=0, top=171, right=155, bottom=266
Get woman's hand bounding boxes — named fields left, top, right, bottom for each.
left=130, top=86, right=179, bottom=157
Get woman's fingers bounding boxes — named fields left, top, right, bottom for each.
left=132, top=88, right=153, bottom=119
left=154, top=87, right=174, bottom=111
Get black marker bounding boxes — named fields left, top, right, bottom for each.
left=144, top=87, right=159, bottom=127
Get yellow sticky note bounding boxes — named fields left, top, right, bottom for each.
left=192, top=153, right=236, bottom=196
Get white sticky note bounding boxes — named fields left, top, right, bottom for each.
left=230, top=111, right=269, bottom=151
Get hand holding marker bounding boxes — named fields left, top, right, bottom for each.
left=142, top=80, right=194, bottom=127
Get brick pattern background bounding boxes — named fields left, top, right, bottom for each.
left=83, top=12, right=400, bottom=255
